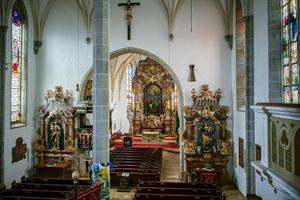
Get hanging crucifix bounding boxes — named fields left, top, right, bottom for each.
left=118, top=0, right=140, bottom=40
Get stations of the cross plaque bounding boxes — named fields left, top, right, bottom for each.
left=118, top=0, right=140, bottom=40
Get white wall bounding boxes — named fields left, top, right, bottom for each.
left=4, top=0, right=37, bottom=186
left=37, top=0, right=232, bottom=110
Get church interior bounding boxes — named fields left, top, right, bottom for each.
left=0, top=0, right=299, bottom=199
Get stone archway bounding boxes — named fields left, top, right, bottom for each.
left=79, top=47, right=185, bottom=178
left=111, top=47, right=185, bottom=179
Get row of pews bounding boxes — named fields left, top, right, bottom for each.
left=110, top=147, right=162, bottom=187
left=135, top=181, right=226, bottom=200
left=0, top=176, right=100, bottom=200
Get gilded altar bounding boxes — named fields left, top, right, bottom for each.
left=34, top=86, right=76, bottom=178
left=131, top=58, right=177, bottom=136
left=183, top=85, right=231, bottom=184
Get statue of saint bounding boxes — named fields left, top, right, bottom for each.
left=201, top=123, right=213, bottom=153
left=165, top=99, right=171, bottom=110
left=50, top=121, right=61, bottom=151
left=135, top=99, right=141, bottom=112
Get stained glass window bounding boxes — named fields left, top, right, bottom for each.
left=126, top=63, right=133, bottom=109
left=281, top=0, right=299, bottom=103
left=10, top=4, right=27, bottom=126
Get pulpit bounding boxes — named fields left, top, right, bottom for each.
left=183, top=85, right=231, bottom=185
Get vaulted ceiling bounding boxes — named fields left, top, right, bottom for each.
left=0, top=0, right=251, bottom=53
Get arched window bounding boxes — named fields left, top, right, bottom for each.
left=10, top=0, right=27, bottom=127
left=126, top=63, right=133, bottom=109
left=236, top=0, right=245, bottom=111
left=281, top=0, right=299, bottom=103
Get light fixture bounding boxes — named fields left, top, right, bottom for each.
left=188, top=64, right=196, bottom=82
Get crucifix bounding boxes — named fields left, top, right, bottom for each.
left=118, top=0, right=140, bottom=40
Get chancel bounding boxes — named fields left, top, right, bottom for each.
left=0, top=0, right=299, bottom=200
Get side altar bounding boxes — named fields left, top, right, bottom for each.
left=183, top=85, right=231, bottom=184
left=34, top=86, right=76, bottom=178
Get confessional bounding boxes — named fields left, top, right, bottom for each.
left=183, top=85, right=231, bottom=184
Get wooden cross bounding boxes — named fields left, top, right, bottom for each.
left=118, top=0, right=140, bottom=40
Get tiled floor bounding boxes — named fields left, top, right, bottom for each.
left=110, top=150, right=245, bottom=200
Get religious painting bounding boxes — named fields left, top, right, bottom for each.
left=196, top=120, right=217, bottom=155
left=84, top=80, right=93, bottom=101
left=12, top=137, right=27, bottom=163
left=144, top=84, right=162, bottom=116
left=47, top=116, right=64, bottom=151
left=238, top=137, right=244, bottom=169
left=255, top=144, right=261, bottom=161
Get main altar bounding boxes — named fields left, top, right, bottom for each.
left=183, top=85, right=231, bottom=184
left=130, top=58, right=178, bottom=139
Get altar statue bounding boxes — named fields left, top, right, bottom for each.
left=135, top=99, right=141, bottom=112
left=50, top=121, right=62, bottom=151
left=201, top=123, right=213, bottom=153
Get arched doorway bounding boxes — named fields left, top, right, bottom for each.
left=78, top=47, right=185, bottom=179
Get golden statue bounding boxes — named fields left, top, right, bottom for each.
left=184, top=139, right=195, bottom=154
left=135, top=99, right=141, bottom=112
left=165, top=99, right=171, bottom=110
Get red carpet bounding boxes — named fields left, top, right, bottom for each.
left=110, top=143, right=178, bottom=149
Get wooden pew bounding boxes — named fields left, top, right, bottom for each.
left=138, top=181, right=218, bottom=189
left=0, top=176, right=92, bottom=200
left=135, top=181, right=226, bottom=200
left=135, top=193, right=225, bottom=200
left=110, top=147, right=162, bottom=187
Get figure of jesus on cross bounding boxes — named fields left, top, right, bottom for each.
left=118, top=0, right=140, bottom=40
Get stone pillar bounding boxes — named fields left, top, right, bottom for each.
left=268, top=0, right=281, bottom=102
left=92, top=0, right=110, bottom=164
left=0, top=25, right=7, bottom=187
left=244, top=15, right=255, bottom=195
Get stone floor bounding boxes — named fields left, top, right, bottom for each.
left=110, top=150, right=245, bottom=200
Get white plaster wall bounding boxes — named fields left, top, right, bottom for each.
left=111, top=70, right=130, bottom=133
left=36, top=0, right=92, bottom=105
left=37, top=0, right=232, bottom=111
left=4, top=0, right=37, bottom=186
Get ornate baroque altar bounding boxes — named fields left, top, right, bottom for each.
left=34, top=86, right=76, bottom=178
left=131, top=58, right=177, bottom=136
left=183, top=85, right=231, bottom=184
